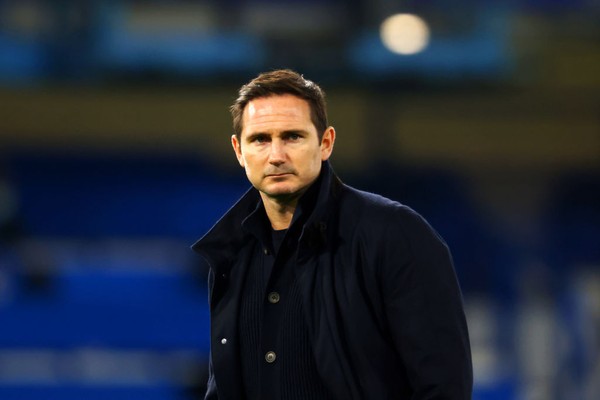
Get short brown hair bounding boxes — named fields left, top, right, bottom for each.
left=230, top=69, right=328, bottom=140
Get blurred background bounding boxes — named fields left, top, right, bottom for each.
left=0, top=0, right=598, bottom=399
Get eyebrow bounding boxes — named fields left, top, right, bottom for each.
left=245, top=129, right=308, bottom=141
left=280, top=129, right=307, bottom=137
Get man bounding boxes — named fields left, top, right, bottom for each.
left=192, top=69, right=472, bottom=399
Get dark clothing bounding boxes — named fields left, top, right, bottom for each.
left=238, top=193, right=333, bottom=399
left=192, top=162, right=473, bottom=400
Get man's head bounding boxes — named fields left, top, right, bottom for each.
left=230, top=69, right=329, bottom=141
left=230, top=70, right=335, bottom=205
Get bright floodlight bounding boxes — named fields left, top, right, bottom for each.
left=380, top=13, right=430, bottom=55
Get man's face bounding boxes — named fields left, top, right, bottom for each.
left=231, top=94, right=335, bottom=203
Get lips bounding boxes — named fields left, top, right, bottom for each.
left=265, top=171, right=294, bottom=177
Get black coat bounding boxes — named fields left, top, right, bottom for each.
left=192, top=162, right=472, bottom=400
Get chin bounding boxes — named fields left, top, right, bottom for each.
left=266, top=188, right=297, bottom=197
left=262, top=185, right=302, bottom=198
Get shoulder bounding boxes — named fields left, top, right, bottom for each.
left=337, top=183, right=447, bottom=250
left=339, top=184, right=427, bottom=228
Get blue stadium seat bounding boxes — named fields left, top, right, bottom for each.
left=10, top=153, right=247, bottom=239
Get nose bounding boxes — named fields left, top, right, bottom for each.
left=268, top=140, right=286, bottom=165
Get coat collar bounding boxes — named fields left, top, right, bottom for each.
left=191, top=161, right=342, bottom=271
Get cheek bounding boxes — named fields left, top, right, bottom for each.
left=243, top=154, right=262, bottom=174
left=301, top=151, right=322, bottom=177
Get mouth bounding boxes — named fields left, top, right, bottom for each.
left=266, top=172, right=293, bottom=178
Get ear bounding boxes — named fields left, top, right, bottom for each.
left=231, top=134, right=245, bottom=167
left=320, top=127, right=336, bottom=161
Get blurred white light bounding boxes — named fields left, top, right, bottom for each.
left=380, top=13, right=430, bottom=55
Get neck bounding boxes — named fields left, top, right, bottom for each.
left=260, top=193, right=299, bottom=230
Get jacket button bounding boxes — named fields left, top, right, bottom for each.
left=263, top=248, right=270, bottom=255
left=221, top=338, right=227, bottom=344
left=268, top=292, right=280, bottom=304
left=265, top=351, right=276, bottom=363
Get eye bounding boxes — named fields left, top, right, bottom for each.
left=250, top=135, right=269, bottom=144
left=287, top=133, right=301, bottom=141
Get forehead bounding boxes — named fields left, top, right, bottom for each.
left=242, top=94, right=312, bottom=132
